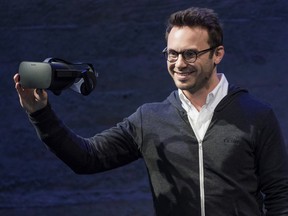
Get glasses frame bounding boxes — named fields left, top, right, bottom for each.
left=162, top=46, right=218, bottom=63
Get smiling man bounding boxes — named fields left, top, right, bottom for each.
left=165, top=25, right=224, bottom=110
left=14, top=7, right=288, bottom=216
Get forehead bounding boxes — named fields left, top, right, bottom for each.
left=167, top=26, right=209, bottom=49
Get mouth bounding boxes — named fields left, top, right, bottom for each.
left=174, top=71, right=195, bottom=78
left=175, top=71, right=193, bottom=75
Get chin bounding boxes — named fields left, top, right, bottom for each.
left=177, top=83, right=199, bottom=93
left=174, top=80, right=190, bottom=89
left=176, top=84, right=193, bottom=91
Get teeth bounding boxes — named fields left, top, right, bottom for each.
left=176, top=72, right=192, bottom=75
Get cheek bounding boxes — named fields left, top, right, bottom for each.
left=200, top=60, right=213, bottom=72
left=167, top=63, right=174, bottom=73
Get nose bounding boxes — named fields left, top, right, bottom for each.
left=174, top=54, right=188, bottom=69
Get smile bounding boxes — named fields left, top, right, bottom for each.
left=174, top=71, right=194, bottom=76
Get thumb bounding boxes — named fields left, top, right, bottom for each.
left=35, top=89, right=48, bottom=101
left=36, top=88, right=44, bottom=95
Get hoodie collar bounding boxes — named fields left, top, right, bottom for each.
left=167, top=83, right=248, bottom=114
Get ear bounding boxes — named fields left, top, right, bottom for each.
left=214, top=46, right=225, bottom=65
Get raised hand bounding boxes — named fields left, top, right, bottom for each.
left=14, top=73, right=48, bottom=113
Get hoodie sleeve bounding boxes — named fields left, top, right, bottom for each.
left=28, top=104, right=141, bottom=174
left=255, top=109, right=288, bottom=215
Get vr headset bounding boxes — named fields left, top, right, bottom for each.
left=19, top=58, right=98, bottom=96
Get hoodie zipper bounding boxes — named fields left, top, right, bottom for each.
left=181, top=110, right=206, bottom=216
left=199, top=139, right=205, bottom=216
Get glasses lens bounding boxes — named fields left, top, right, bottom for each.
left=167, top=50, right=178, bottom=62
left=164, top=49, right=197, bottom=63
left=183, top=50, right=196, bottom=62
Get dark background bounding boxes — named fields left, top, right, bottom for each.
left=1, top=0, right=288, bottom=215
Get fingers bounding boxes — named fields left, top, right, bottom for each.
left=14, top=73, right=33, bottom=101
left=14, top=73, right=23, bottom=94
left=13, top=73, right=20, bottom=83
left=13, top=73, right=20, bottom=89
left=36, top=88, right=43, bottom=95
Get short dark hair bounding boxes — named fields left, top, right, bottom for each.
left=165, top=7, right=223, bottom=47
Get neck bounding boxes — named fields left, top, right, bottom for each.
left=182, top=89, right=208, bottom=111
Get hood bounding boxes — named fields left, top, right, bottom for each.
left=215, top=85, right=248, bottom=112
left=166, top=85, right=248, bottom=113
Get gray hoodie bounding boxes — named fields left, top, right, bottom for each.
left=29, top=86, right=288, bottom=216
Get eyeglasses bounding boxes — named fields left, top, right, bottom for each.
left=162, top=46, right=218, bottom=63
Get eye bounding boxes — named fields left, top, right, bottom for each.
left=168, top=50, right=178, bottom=58
left=183, top=50, right=196, bottom=59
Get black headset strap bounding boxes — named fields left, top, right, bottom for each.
left=44, top=58, right=95, bottom=73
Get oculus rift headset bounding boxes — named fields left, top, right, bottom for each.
left=18, top=58, right=98, bottom=96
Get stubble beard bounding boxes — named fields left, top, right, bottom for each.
left=177, top=70, right=213, bottom=95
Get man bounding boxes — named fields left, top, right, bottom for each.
left=14, top=7, right=288, bottom=216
